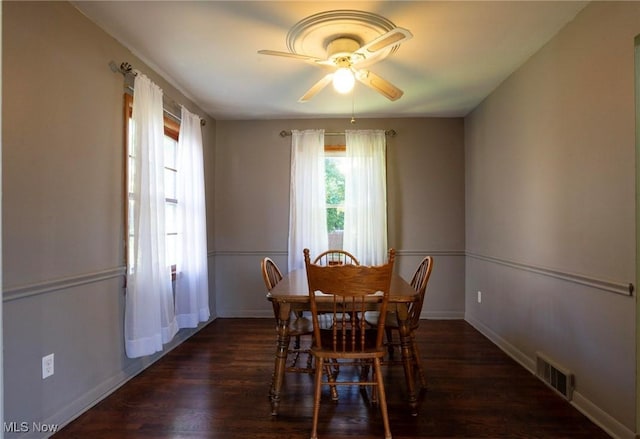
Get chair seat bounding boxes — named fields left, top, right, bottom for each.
left=364, top=311, right=399, bottom=329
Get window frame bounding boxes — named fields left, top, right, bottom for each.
left=123, top=93, right=180, bottom=280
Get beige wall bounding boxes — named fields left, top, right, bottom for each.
left=2, top=1, right=216, bottom=432
left=465, top=2, right=638, bottom=436
left=213, top=118, right=466, bottom=319
left=4, top=0, right=638, bottom=436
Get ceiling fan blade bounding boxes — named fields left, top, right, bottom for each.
left=258, top=49, right=324, bottom=63
left=354, top=27, right=413, bottom=58
left=299, top=73, right=334, bottom=102
left=356, top=70, right=403, bottom=101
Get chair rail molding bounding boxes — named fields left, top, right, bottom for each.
left=212, top=249, right=465, bottom=257
left=466, top=251, right=632, bottom=297
left=3, top=266, right=126, bottom=302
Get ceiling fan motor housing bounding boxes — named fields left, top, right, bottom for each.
left=326, top=37, right=361, bottom=59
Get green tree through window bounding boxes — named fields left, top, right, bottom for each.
left=325, top=156, right=345, bottom=232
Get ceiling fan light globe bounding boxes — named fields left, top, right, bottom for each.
left=333, top=68, right=355, bottom=93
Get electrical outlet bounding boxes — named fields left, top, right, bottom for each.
left=477, top=291, right=482, bottom=303
left=42, top=353, right=54, bottom=379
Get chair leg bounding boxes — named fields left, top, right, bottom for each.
left=370, top=360, right=378, bottom=405
left=359, top=359, right=370, bottom=383
left=385, top=328, right=394, bottom=358
left=373, top=357, right=392, bottom=439
left=410, top=333, right=427, bottom=390
left=325, top=362, right=339, bottom=401
left=310, top=358, right=324, bottom=439
left=306, top=349, right=314, bottom=372
left=330, top=358, right=340, bottom=378
left=357, top=359, right=373, bottom=402
left=288, top=348, right=301, bottom=368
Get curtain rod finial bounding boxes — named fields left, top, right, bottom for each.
left=121, top=62, right=133, bottom=74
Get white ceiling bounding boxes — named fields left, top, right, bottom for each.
left=72, top=1, right=587, bottom=120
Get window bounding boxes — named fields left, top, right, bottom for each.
left=288, top=129, right=387, bottom=269
left=163, top=135, right=178, bottom=271
left=124, top=93, right=180, bottom=276
left=325, top=145, right=346, bottom=249
left=124, top=73, right=210, bottom=358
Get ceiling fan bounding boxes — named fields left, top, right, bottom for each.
left=258, top=27, right=412, bottom=102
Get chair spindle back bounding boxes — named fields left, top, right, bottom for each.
left=407, top=256, right=434, bottom=329
left=312, top=249, right=360, bottom=267
left=304, top=248, right=395, bottom=352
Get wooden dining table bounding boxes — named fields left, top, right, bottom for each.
left=266, top=268, right=421, bottom=416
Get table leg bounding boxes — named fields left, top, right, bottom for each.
left=396, top=304, right=418, bottom=416
left=270, top=302, right=291, bottom=416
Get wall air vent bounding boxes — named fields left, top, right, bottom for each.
left=535, top=352, right=574, bottom=401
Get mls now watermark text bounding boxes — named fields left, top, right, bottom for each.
left=4, top=421, right=59, bottom=433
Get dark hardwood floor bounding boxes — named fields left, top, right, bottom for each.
left=54, top=319, right=610, bottom=439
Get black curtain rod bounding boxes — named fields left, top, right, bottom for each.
left=279, top=129, right=396, bottom=138
left=110, top=61, right=206, bottom=127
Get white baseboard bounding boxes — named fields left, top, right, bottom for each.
left=465, top=314, right=635, bottom=439
left=33, top=320, right=214, bottom=439
left=216, top=310, right=274, bottom=318
left=422, top=310, right=465, bottom=320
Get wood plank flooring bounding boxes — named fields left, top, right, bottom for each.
left=54, top=319, right=610, bottom=439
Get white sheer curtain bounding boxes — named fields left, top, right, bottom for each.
left=343, top=130, right=388, bottom=265
left=288, top=129, right=328, bottom=271
left=175, top=106, right=210, bottom=328
left=125, top=74, right=178, bottom=358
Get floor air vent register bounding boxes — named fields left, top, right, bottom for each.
left=535, top=352, right=574, bottom=401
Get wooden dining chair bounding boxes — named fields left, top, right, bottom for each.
left=304, top=248, right=395, bottom=439
left=312, top=249, right=359, bottom=266
left=261, top=257, right=314, bottom=377
left=365, top=256, right=434, bottom=390
left=312, top=249, right=360, bottom=373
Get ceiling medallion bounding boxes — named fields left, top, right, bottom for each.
left=257, top=10, right=411, bottom=101
left=286, top=10, right=400, bottom=64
